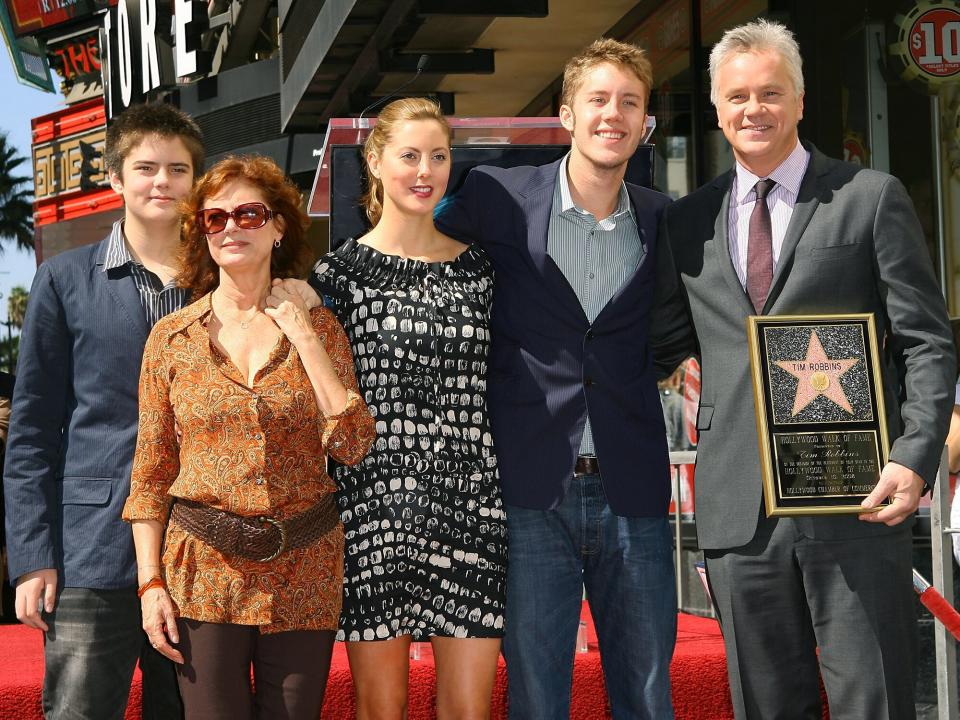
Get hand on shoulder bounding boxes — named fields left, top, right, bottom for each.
left=264, top=281, right=315, bottom=346
left=269, top=277, right=322, bottom=310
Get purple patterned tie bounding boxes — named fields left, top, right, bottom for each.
left=746, top=179, right=776, bottom=314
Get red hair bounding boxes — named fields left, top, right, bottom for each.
left=177, top=155, right=312, bottom=299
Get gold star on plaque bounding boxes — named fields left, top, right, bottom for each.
left=774, top=331, right=860, bottom=416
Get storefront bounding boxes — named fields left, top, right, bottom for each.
left=4, top=0, right=956, bottom=305
left=612, top=0, right=960, bottom=311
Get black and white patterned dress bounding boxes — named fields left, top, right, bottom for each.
left=311, top=238, right=506, bottom=641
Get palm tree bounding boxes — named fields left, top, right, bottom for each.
left=7, top=286, right=28, bottom=329
left=0, top=132, right=34, bottom=254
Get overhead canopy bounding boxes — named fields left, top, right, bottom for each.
left=278, top=0, right=645, bottom=132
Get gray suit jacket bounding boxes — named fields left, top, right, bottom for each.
left=662, top=143, right=955, bottom=550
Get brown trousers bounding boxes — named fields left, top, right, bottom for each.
left=175, top=619, right=335, bottom=720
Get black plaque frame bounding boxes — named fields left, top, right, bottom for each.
left=747, top=313, right=890, bottom=516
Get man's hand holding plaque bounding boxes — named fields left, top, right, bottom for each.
left=747, top=314, right=891, bottom=516
left=859, top=461, right=925, bottom=525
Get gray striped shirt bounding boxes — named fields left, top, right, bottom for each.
left=728, top=141, right=810, bottom=288
left=547, top=153, right=643, bottom=456
left=101, top=220, right=190, bottom=328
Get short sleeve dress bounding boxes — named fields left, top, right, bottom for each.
left=311, top=238, right=506, bottom=641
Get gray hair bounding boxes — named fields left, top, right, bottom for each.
left=708, top=19, right=804, bottom=105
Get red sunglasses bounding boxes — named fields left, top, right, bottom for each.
left=197, top=202, right=275, bottom=234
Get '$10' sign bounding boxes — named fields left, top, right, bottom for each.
left=909, top=6, right=960, bottom=77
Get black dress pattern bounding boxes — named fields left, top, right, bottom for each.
left=311, top=238, right=506, bottom=641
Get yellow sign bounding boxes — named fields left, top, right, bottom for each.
left=33, top=126, right=107, bottom=200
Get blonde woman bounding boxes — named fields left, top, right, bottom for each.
left=310, top=98, right=505, bottom=719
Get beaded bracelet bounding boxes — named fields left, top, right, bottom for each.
left=137, top=576, right=165, bottom=598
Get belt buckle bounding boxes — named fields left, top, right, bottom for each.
left=257, top=516, right=288, bottom=562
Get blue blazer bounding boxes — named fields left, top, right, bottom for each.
left=4, top=237, right=151, bottom=588
left=436, top=159, right=693, bottom=517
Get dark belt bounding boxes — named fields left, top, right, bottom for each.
left=169, top=496, right=339, bottom=562
left=574, top=454, right=600, bottom=477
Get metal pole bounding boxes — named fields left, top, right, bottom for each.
left=933, top=446, right=958, bottom=720
left=672, top=464, right=683, bottom=606
left=931, top=94, right=949, bottom=297
left=5, top=320, right=12, bottom=375
left=669, top=450, right=697, bottom=610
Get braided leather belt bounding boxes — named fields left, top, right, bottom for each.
left=170, top=496, right=339, bottom=562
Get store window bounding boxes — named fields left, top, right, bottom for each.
left=796, top=0, right=948, bottom=301
left=629, top=0, right=694, bottom=200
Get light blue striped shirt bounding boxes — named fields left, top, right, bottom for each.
left=547, top=153, right=644, bottom=456
left=728, top=141, right=811, bottom=289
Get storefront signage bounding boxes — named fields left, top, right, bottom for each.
left=32, top=98, right=108, bottom=201
left=33, top=125, right=107, bottom=199
left=4, top=0, right=114, bottom=38
left=32, top=99, right=123, bottom=227
left=101, top=0, right=209, bottom=118
left=48, top=30, right=100, bottom=80
left=890, top=1, right=960, bottom=91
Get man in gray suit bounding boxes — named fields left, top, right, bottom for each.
left=662, top=19, right=955, bottom=719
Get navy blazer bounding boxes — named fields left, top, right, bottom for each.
left=4, top=237, right=151, bottom=588
left=436, top=159, right=693, bottom=516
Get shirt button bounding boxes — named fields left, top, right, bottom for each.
left=254, top=433, right=262, bottom=440
left=255, top=478, right=264, bottom=486
left=589, top=272, right=595, bottom=279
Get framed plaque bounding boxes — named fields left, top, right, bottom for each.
left=747, top=314, right=890, bottom=516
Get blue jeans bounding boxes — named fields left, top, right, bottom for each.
left=504, top=475, right=676, bottom=720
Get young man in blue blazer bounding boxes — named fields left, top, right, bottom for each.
left=3, top=104, right=204, bottom=719
left=436, top=40, right=693, bottom=719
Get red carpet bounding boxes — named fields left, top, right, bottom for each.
left=0, top=606, right=744, bottom=719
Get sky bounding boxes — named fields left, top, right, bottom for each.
left=0, top=54, right=64, bottom=323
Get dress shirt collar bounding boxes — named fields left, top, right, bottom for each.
left=733, top=140, right=809, bottom=205
left=101, top=220, right=135, bottom=272
left=557, top=152, right=634, bottom=230
left=151, top=291, right=209, bottom=341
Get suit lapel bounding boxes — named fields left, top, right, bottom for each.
left=764, top=144, right=824, bottom=313
left=711, top=173, right=756, bottom=317
left=519, top=160, right=588, bottom=325
left=96, top=240, right=150, bottom=340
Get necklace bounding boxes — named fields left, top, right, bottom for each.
left=212, top=290, right=264, bottom=330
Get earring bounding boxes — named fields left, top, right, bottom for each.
left=274, top=238, right=281, bottom=248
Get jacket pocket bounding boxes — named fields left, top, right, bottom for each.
left=696, top=405, right=714, bottom=431
left=809, top=243, right=861, bottom=260
left=60, top=477, right=113, bottom=506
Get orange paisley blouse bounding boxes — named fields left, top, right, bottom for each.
left=123, top=295, right=375, bottom=633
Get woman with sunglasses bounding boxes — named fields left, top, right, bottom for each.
left=306, top=98, right=506, bottom=719
left=123, top=155, right=375, bottom=719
